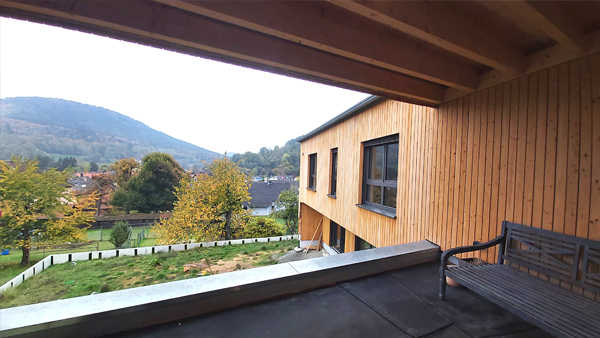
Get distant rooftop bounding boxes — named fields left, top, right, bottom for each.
left=244, top=181, right=299, bottom=208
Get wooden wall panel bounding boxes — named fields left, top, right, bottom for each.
left=299, top=53, right=600, bottom=258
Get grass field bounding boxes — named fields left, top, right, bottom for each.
left=0, top=239, right=298, bottom=309
left=0, top=226, right=157, bottom=285
left=0, top=218, right=289, bottom=285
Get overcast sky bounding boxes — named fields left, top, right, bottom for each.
left=0, top=18, right=369, bottom=154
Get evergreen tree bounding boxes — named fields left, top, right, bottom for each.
left=90, top=161, right=99, bottom=172
left=111, top=153, right=184, bottom=213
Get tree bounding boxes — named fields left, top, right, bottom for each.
left=0, top=157, right=96, bottom=266
left=111, top=153, right=184, bottom=213
left=34, top=155, right=56, bottom=170
left=80, top=173, right=117, bottom=216
left=78, top=161, right=91, bottom=173
left=56, top=157, right=78, bottom=171
left=109, top=220, right=131, bottom=248
left=154, top=157, right=252, bottom=243
left=90, top=161, right=99, bottom=172
left=271, top=187, right=299, bottom=235
left=110, top=158, right=139, bottom=188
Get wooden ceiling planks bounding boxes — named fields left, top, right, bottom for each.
left=1, top=0, right=600, bottom=106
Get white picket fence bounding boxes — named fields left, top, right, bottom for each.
left=0, top=235, right=298, bottom=293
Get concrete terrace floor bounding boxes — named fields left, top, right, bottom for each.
left=110, top=261, right=553, bottom=338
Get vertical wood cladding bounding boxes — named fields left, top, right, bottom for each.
left=300, top=54, right=600, bottom=259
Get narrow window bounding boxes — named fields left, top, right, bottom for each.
left=361, top=135, right=398, bottom=217
left=308, top=153, right=317, bottom=190
left=329, top=148, right=338, bottom=197
left=329, top=221, right=345, bottom=253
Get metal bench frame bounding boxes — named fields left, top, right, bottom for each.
left=439, top=221, right=600, bottom=338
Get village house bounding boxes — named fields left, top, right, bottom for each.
left=243, top=180, right=298, bottom=216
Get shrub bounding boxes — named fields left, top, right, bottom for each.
left=243, top=217, right=284, bottom=238
left=100, top=284, right=110, bottom=293
left=148, top=258, right=162, bottom=267
left=110, top=221, right=132, bottom=248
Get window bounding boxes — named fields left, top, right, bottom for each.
left=329, top=221, right=345, bottom=253
left=361, top=135, right=398, bottom=216
left=329, top=148, right=338, bottom=197
left=308, top=153, right=317, bottom=190
left=355, top=236, right=375, bottom=251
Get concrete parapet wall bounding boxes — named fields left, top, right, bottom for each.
left=0, top=240, right=439, bottom=338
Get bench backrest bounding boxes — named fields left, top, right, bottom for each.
left=500, top=221, right=600, bottom=294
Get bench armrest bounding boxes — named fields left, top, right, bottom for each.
left=440, top=235, right=506, bottom=270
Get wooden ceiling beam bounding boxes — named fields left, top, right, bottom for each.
left=504, top=1, right=589, bottom=54
left=154, top=0, right=479, bottom=91
left=444, top=30, right=600, bottom=102
left=0, top=0, right=445, bottom=105
left=327, top=0, right=527, bottom=76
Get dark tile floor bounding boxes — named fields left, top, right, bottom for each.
left=110, top=262, right=553, bottom=338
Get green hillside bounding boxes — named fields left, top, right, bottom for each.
left=0, top=97, right=221, bottom=168
left=231, top=137, right=301, bottom=177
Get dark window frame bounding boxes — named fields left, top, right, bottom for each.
left=329, top=148, right=338, bottom=198
left=308, top=153, right=317, bottom=191
left=329, top=221, right=345, bottom=253
left=355, top=236, right=375, bottom=251
left=361, top=134, right=399, bottom=215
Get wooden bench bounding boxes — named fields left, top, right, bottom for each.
left=439, top=221, right=600, bottom=338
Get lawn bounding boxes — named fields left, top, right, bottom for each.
left=0, top=226, right=157, bottom=285
left=0, top=240, right=299, bottom=309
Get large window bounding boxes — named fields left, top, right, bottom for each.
left=329, top=148, right=338, bottom=197
left=361, top=135, right=398, bottom=216
left=308, top=153, right=317, bottom=190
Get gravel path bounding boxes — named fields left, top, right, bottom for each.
left=278, top=249, right=327, bottom=263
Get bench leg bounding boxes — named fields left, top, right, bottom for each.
left=439, top=267, right=447, bottom=300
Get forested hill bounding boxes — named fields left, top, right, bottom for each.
left=0, top=97, right=221, bottom=168
left=231, top=138, right=301, bottom=177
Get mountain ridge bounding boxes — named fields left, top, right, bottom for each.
left=0, top=97, right=222, bottom=168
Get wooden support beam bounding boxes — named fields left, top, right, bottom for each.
left=444, top=30, right=600, bottom=102
left=154, top=0, right=479, bottom=91
left=327, top=0, right=526, bottom=76
left=504, top=1, right=589, bottom=54
left=0, top=0, right=445, bottom=105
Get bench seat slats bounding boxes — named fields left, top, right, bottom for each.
left=448, top=265, right=600, bottom=338
left=451, top=265, right=600, bottom=319
left=494, top=266, right=600, bottom=316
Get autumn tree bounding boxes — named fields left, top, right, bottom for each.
left=110, top=157, right=139, bottom=188
left=0, top=157, right=96, bottom=266
left=111, top=153, right=184, bottom=213
left=271, top=187, right=299, bottom=234
left=78, top=173, right=117, bottom=216
left=154, top=157, right=252, bottom=244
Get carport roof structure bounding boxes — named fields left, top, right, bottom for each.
left=1, top=0, right=599, bottom=106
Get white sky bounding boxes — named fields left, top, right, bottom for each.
left=0, top=18, right=369, bottom=154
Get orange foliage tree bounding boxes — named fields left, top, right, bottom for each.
left=154, top=157, right=252, bottom=244
left=0, top=157, right=96, bottom=266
